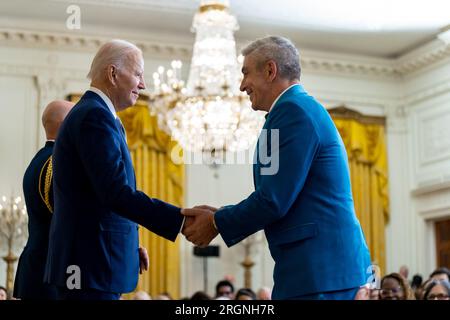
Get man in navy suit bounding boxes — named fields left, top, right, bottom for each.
left=183, top=36, right=372, bottom=300
left=44, top=40, right=185, bottom=300
left=13, top=100, right=74, bottom=300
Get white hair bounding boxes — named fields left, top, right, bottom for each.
left=242, top=36, right=301, bottom=81
left=87, top=39, right=142, bottom=80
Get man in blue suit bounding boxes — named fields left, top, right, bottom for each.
left=44, top=40, right=185, bottom=300
left=182, top=36, right=372, bottom=300
left=14, top=100, right=74, bottom=300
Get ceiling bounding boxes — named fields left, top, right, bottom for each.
left=1, top=0, right=449, bottom=58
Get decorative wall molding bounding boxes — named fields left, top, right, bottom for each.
left=397, top=40, right=450, bottom=76
left=301, top=55, right=399, bottom=78
left=0, top=62, right=87, bottom=80
left=403, top=79, right=450, bottom=107
left=2, top=27, right=450, bottom=78
left=0, top=28, right=192, bottom=59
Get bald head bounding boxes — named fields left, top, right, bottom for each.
left=42, top=100, right=74, bottom=140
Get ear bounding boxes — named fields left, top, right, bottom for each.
left=107, top=65, right=117, bottom=86
left=265, top=60, right=277, bottom=82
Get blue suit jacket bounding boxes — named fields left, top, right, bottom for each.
left=44, top=91, right=183, bottom=294
left=215, top=85, right=371, bottom=299
left=14, top=141, right=56, bottom=300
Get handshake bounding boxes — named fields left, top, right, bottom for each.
left=181, top=205, right=220, bottom=248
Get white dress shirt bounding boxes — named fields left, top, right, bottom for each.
left=268, top=83, right=300, bottom=113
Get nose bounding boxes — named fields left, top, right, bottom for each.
left=239, top=79, right=246, bottom=92
left=139, top=75, right=146, bottom=90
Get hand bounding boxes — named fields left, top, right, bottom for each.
left=138, top=246, right=149, bottom=274
left=181, top=205, right=219, bottom=247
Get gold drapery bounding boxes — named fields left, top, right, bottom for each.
left=329, top=107, right=389, bottom=275
left=119, top=97, right=184, bottom=299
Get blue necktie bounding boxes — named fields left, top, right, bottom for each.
left=116, top=118, right=127, bottom=141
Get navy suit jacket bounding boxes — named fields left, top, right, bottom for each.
left=14, top=141, right=56, bottom=300
left=44, top=91, right=183, bottom=294
left=215, top=85, right=371, bottom=299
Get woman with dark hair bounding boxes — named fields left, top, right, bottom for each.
left=379, top=273, right=415, bottom=300
left=235, top=288, right=256, bottom=300
left=423, top=280, right=450, bottom=300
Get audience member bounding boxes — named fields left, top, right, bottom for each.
left=132, top=290, right=152, bottom=300
left=190, top=291, right=211, bottom=300
left=429, top=267, right=450, bottom=282
left=215, top=280, right=234, bottom=299
left=423, top=280, right=450, bottom=300
left=0, top=286, right=7, bottom=300
left=257, top=286, right=272, bottom=300
left=379, top=273, right=415, bottom=300
left=235, top=288, right=256, bottom=300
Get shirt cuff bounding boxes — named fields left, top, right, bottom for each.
left=179, top=215, right=186, bottom=234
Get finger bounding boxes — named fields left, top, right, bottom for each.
left=194, top=205, right=218, bottom=212
left=183, top=227, right=196, bottom=238
left=143, top=256, right=149, bottom=271
left=188, top=234, right=202, bottom=245
left=181, top=208, right=208, bottom=217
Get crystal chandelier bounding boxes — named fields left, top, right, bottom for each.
left=150, top=0, right=264, bottom=158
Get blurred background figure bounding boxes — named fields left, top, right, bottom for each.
left=379, top=273, right=415, bottom=300
left=399, top=265, right=409, bottom=281
left=354, top=286, right=370, bottom=300
left=235, top=288, right=256, bottom=300
left=0, top=286, right=7, bottom=300
left=215, top=280, right=234, bottom=299
left=410, top=274, right=423, bottom=299
left=154, top=292, right=172, bottom=300
left=257, top=286, right=272, bottom=300
left=132, top=290, right=152, bottom=300
left=423, top=280, right=450, bottom=300
left=190, top=291, right=211, bottom=300
left=429, top=267, right=450, bottom=282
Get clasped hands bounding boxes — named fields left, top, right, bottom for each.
left=181, top=205, right=219, bottom=247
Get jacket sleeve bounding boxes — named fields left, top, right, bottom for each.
left=77, top=107, right=183, bottom=241
left=215, top=102, right=321, bottom=247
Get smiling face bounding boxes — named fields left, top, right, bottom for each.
left=427, top=283, right=450, bottom=300
left=239, top=54, right=273, bottom=112
left=112, top=50, right=146, bottom=111
left=380, top=277, right=405, bottom=300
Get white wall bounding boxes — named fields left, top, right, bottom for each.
left=1, top=27, right=450, bottom=296
left=390, top=51, right=450, bottom=279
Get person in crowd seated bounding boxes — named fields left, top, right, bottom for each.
left=422, top=279, right=450, bottom=300
left=410, top=274, right=423, bottom=299
left=132, top=290, right=152, bottom=300
left=379, top=273, right=415, bottom=300
left=399, top=265, right=409, bottom=281
left=190, top=291, right=211, bottom=300
left=257, top=286, right=272, bottom=300
left=0, top=286, right=7, bottom=300
left=154, top=292, right=172, bottom=300
left=215, top=280, right=235, bottom=299
left=429, top=267, right=450, bottom=282
left=235, top=288, right=257, bottom=300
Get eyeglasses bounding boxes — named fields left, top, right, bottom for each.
left=427, top=294, right=449, bottom=300
left=379, top=287, right=404, bottom=296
